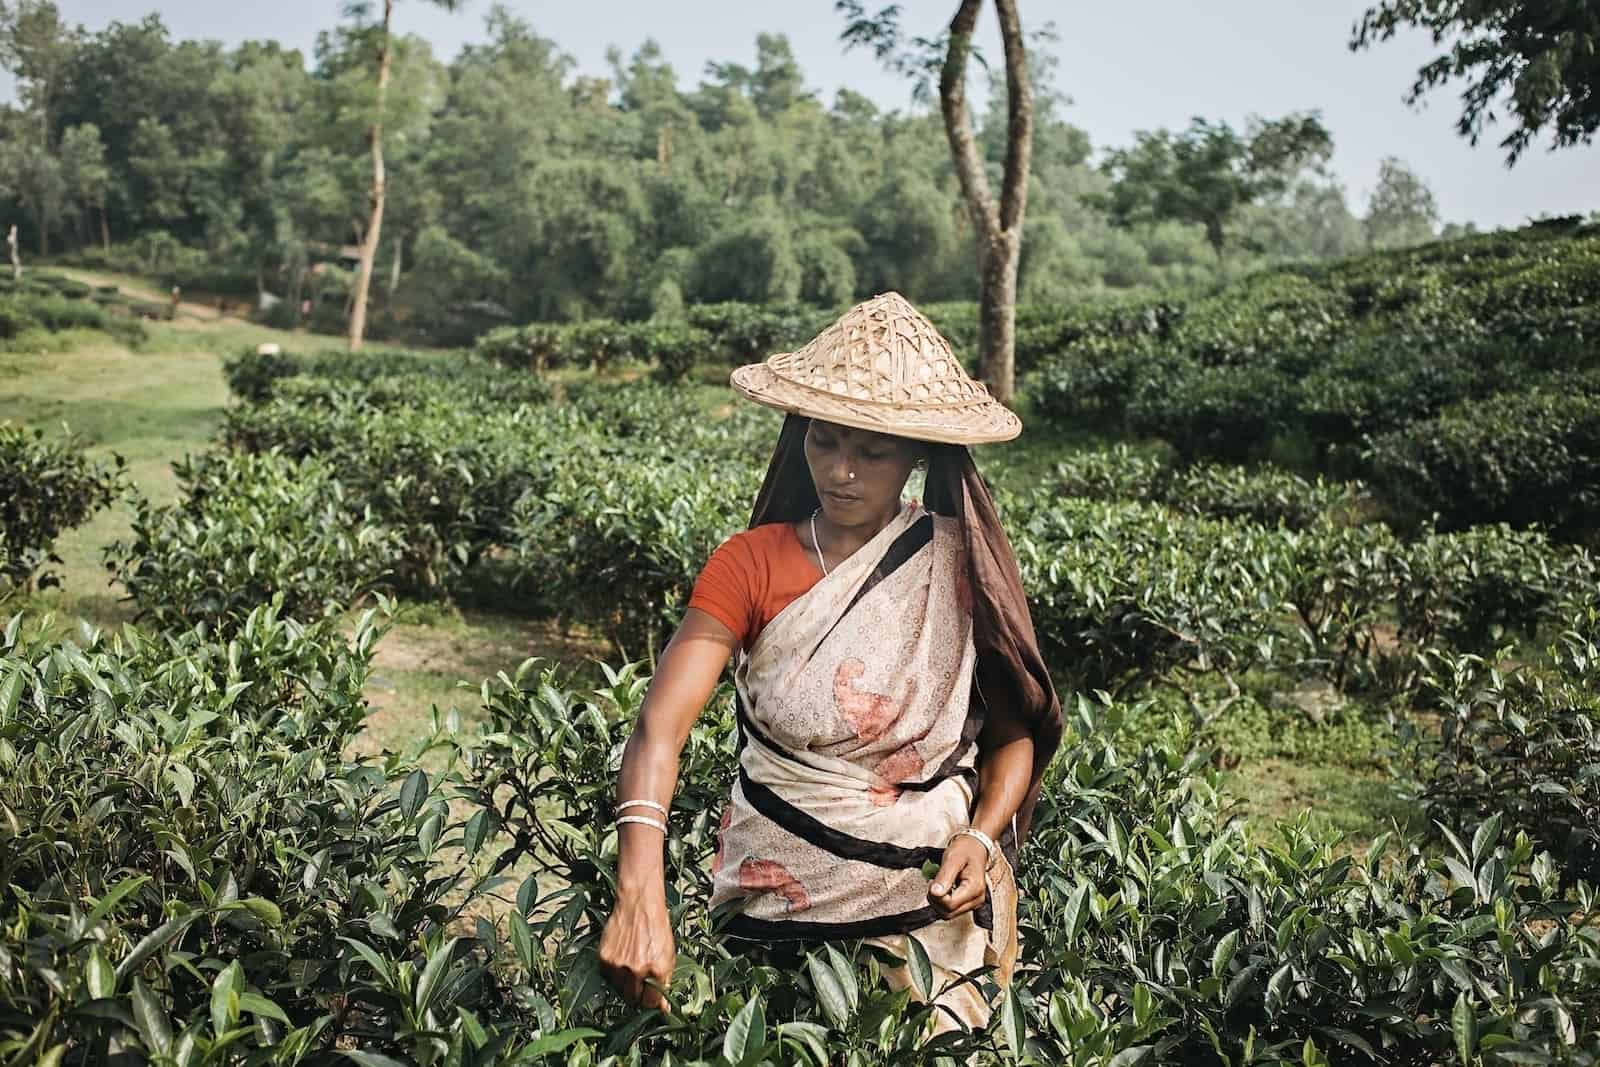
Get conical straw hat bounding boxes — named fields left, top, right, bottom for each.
left=730, top=292, right=1022, bottom=445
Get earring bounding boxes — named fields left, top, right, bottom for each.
left=848, top=471, right=856, bottom=480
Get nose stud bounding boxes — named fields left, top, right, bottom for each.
left=848, top=471, right=856, bottom=480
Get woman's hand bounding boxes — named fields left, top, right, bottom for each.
left=927, top=834, right=990, bottom=919
left=597, top=886, right=675, bottom=1012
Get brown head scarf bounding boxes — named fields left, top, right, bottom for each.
left=746, top=414, right=1062, bottom=845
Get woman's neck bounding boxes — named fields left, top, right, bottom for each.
left=814, top=498, right=901, bottom=559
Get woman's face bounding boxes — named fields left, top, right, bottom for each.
left=803, top=419, right=923, bottom=527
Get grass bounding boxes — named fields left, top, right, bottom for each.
left=1, top=306, right=1420, bottom=845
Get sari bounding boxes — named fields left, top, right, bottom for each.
left=709, top=415, right=1061, bottom=1029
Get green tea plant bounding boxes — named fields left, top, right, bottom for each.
left=0, top=423, right=124, bottom=593
left=1402, top=612, right=1600, bottom=885
left=109, top=450, right=404, bottom=633
left=0, top=605, right=536, bottom=1064
left=1363, top=389, right=1600, bottom=539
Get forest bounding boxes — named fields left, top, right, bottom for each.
left=0, top=4, right=1457, bottom=343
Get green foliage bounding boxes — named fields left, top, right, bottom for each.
left=109, top=451, right=404, bottom=634
left=221, top=345, right=553, bottom=408
left=1019, top=699, right=1600, bottom=1066
left=1054, top=446, right=1372, bottom=530
left=477, top=305, right=822, bottom=379
left=1030, top=223, right=1600, bottom=536
left=1352, top=0, right=1600, bottom=164
left=1363, top=388, right=1600, bottom=537
left=1403, top=616, right=1600, bottom=884
left=0, top=422, right=123, bottom=592
left=0, top=605, right=532, bottom=1064
left=1096, top=114, right=1333, bottom=257
left=0, top=271, right=150, bottom=349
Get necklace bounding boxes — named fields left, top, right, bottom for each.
left=809, top=507, right=830, bottom=577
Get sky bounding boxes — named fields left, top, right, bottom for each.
left=16, top=0, right=1600, bottom=230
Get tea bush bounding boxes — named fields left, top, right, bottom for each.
left=222, top=346, right=553, bottom=409
left=1007, top=493, right=1290, bottom=696
left=1027, top=222, right=1600, bottom=522
left=1018, top=699, right=1600, bottom=1066
left=1363, top=389, right=1600, bottom=539
left=0, top=606, right=548, bottom=1064
left=222, top=399, right=557, bottom=595
left=1403, top=613, right=1600, bottom=886
left=0, top=423, right=124, bottom=592
left=1053, top=447, right=1371, bottom=531
left=109, top=450, right=404, bottom=633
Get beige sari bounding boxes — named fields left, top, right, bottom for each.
left=710, top=502, right=1017, bottom=1028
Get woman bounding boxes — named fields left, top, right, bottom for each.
left=598, top=293, right=1060, bottom=1030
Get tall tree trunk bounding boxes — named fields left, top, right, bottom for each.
left=99, top=203, right=110, bottom=252
left=938, top=0, right=1033, bottom=405
left=348, top=0, right=394, bottom=353
left=7, top=225, right=20, bottom=281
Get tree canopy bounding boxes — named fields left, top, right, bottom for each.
left=0, top=2, right=1453, bottom=338
left=1352, top=0, right=1600, bottom=164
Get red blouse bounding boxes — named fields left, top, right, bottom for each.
left=687, top=522, right=823, bottom=651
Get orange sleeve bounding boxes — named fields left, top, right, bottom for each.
left=687, top=532, right=760, bottom=645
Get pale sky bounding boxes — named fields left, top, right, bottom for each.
left=17, top=1, right=1600, bottom=230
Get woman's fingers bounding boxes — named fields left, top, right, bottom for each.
left=928, top=839, right=988, bottom=918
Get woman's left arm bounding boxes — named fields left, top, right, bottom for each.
left=928, top=696, right=1034, bottom=919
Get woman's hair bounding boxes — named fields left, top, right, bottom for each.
left=747, top=414, right=1062, bottom=844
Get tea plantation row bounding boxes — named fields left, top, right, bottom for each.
left=472, top=222, right=1600, bottom=539
left=3, top=611, right=1596, bottom=1064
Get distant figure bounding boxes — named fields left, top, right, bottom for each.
left=169, top=285, right=181, bottom=321
left=6, top=225, right=18, bottom=282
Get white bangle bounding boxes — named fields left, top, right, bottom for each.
left=950, top=827, right=999, bottom=869
left=616, top=799, right=668, bottom=817
left=616, top=815, right=668, bottom=834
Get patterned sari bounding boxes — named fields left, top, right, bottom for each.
left=710, top=502, right=1017, bottom=1026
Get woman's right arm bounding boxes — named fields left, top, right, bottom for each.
left=597, top=607, right=738, bottom=1012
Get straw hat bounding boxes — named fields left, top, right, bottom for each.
left=730, top=292, right=1021, bottom=445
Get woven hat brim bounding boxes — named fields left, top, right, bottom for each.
left=731, top=361, right=1022, bottom=445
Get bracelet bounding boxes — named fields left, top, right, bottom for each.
left=616, top=815, right=668, bottom=833
left=950, top=827, right=999, bottom=869
left=616, top=799, right=668, bottom=817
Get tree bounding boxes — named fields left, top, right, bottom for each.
left=1352, top=0, right=1600, bottom=165
left=0, top=0, right=76, bottom=149
left=1362, top=156, right=1440, bottom=249
left=57, top=122, right=109, bottom=248
left=1096, top=113, right=1333, bottom=260
left=339, top=0, right=461, bottom=353
left=839, top=0, right=1036, bottom=405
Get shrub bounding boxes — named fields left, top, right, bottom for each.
left=1007, top=493, right=1290, bottom=696
left=222, top=399, right=558, bottom=595
left=647, top=322, right=713, bottom=383
left=1392, top=524, right=1597, bottom=657
left=1363, top=388, right=1600, bottom=538
left=221, top=347, right=302, bottom=402
left=0, top=605, right=529, bottom=1064
left=1019, top=699, right=1600, bottom=1066
left=222, top=346, right=553, bottom=409
left=109, top=450, right=404, bottom=633
left=1405, top=616, right=1600, bottom=885
left=0, top=423, right=123, bottom=592
left=1054, top=447, right=1371, bottom=531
